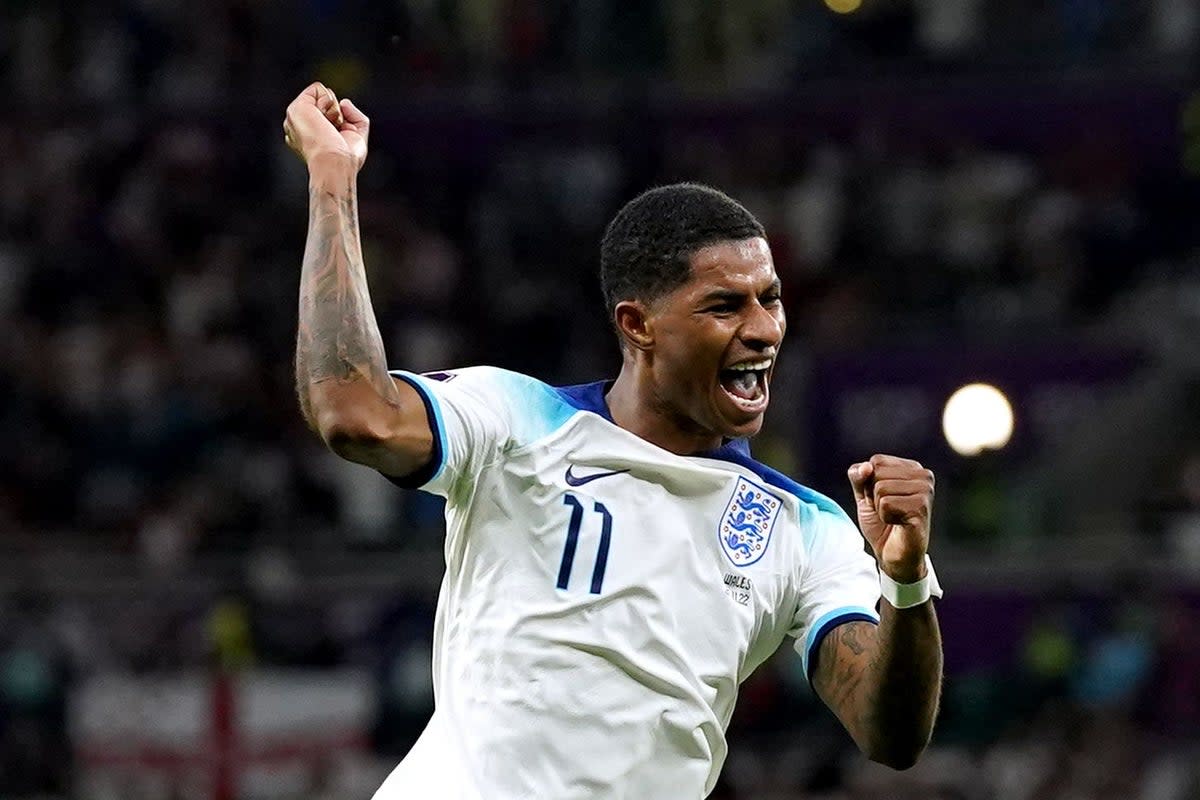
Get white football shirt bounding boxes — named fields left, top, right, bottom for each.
left=372, top=367, right=880, bottom=800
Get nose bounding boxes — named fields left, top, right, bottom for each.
left=741, top=299, right=784, bottom=351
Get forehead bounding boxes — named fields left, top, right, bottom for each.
left=680, top=237, right=776, bottom=294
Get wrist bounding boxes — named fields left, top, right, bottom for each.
left=879, top=554, right=942, bottom=609
left=307, top=151, right=358, bottom=191
left=878, top=556, right=927, bottom=584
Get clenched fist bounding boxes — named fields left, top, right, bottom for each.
left=847, top=455, right=935, bottom=583
left=283, top=82, right=370, bottom=173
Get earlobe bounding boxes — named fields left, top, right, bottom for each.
left=614, top=301, right=654, bottom=352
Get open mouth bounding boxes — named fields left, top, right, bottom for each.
left=718, top=358, right=771, bottom=413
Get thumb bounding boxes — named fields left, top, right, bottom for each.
left=339, top=97, right=369, bottom=127
left=847, top=461, right=874, bottom=506
left=316, top=85, right=344, bottom=127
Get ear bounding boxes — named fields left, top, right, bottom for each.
left=614, top=300, right=654, bottom=352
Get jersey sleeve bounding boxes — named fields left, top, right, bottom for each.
left=386, top=366, right=578, bottom=503
left=788, top=503, right=881, bottom=684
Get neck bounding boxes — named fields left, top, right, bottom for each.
left=605, top=358, right=723, bottom=455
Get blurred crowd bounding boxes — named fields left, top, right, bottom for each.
left=4, top=7, right=1200, bottom=553
left=3, top=0, right=1200, bottom=798
left=4, top=0, right=1196, bottom=98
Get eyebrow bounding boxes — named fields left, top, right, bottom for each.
left=698, top=280, right=782, bottom=304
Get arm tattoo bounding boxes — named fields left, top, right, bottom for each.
left=813, top=607, right=943, bottom=766
left=816, top=622, right=877, bottom=740
left=840, top=622, right=867, bottom=655
left=295, top=178, right=401, bottom=424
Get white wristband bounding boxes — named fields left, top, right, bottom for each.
left=879, top=555, right=943, bottom=609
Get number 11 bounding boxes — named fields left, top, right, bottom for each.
left=556, top=494, right=613, bottom=594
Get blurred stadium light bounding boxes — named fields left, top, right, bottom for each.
left=942, top=383, right=1015, bottom=456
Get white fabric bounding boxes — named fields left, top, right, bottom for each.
left=374, top=367, right=881, bottom=800
left=879, top=554, right=943, bottom=609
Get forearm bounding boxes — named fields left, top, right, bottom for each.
left=295, top=155, right=402, bottom=435
left=818, top=455, right=942, bottom=767
left=815, top=602, right=942, bottom=769
left=863, top=600, right=942, bottom=766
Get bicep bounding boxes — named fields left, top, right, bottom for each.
left=374, top=376, right=438, bottom=478
left=810, top=620, right=878, bottom=743
left=312, top=376, right=436, bottom=478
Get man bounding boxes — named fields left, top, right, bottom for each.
left=284, top=82, right=943, bottom=798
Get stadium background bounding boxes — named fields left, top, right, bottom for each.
left=2, top=0, right=1200, bottom=798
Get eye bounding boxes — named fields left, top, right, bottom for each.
left=704, top=298, right=742, bottom=314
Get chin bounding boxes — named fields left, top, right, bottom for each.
left=712, top=384, right=770, bottom=441
left=725, top=415, right=765, bottom=440
left=710, top=403, right=767, bottom=441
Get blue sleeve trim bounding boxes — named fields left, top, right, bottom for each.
left=803, top=606, right=880, bottom=685
left=386, top=371, right=448, bottom=489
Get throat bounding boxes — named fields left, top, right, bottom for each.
left=605, top=369, right=724, bottom=454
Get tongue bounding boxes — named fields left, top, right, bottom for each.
left=724, top=371, right=759, bottom=400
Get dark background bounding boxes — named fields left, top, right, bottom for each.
left=2, top=1, right=1199, bottom=797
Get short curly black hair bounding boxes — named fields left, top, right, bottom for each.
left=600, top=183, right=765, bottom=322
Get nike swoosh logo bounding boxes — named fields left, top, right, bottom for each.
left=564, top=465, right=630, bottom=487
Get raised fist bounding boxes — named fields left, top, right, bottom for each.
left=847, top=454, right=935, bottom=583
left=283, top=82, right=369, bottom=172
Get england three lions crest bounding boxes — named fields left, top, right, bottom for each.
left=719, top=477, right=783, bottom=567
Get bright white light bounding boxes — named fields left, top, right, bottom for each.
left=942, top=383, right=1014, bottom=456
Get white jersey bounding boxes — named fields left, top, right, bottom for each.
left=373, top=367, right=880, bottom=800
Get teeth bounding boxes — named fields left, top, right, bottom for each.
left=727, top=359, right=772, bottom=372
